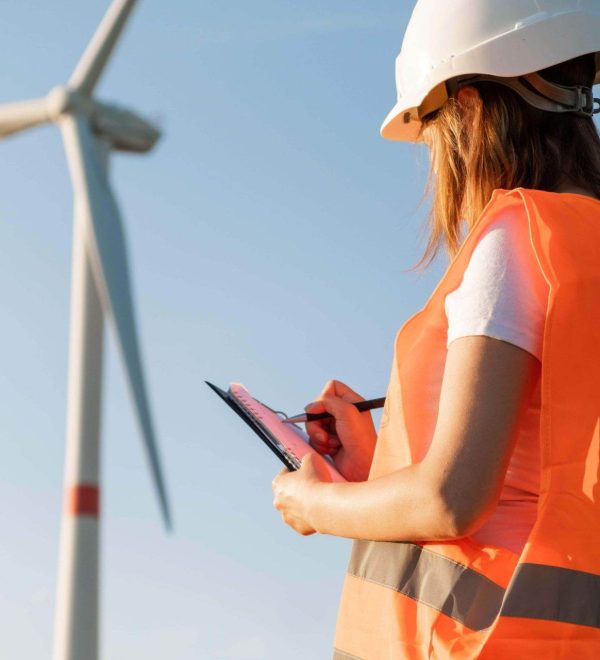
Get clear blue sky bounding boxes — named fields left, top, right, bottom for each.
left=0, top=1, right=447, bottom=658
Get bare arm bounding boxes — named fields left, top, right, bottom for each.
left=307, top=335, right=541, bottom=541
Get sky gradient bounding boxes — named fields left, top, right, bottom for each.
left=0, top=1, right=451, bottom=657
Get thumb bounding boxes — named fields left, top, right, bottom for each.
left=313, top=394, right=358, bottom=422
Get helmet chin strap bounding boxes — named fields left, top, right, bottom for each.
left=447, top=72, right=600, bottom=117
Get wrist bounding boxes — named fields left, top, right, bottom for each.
left=338, top=446, right=374, bottom=482
left=354, top=446, right=375, bottom=480
left=306, top=481, right=334, bottom=535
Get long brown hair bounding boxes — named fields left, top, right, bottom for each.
left=413, top=53, right=600, bottom=271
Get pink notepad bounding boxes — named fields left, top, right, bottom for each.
left=207, top=381, right=346, bottom=482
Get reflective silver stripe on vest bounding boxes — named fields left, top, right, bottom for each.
left=502, top=563, right=600, bottom=628
left=348, top=540, right=600, bottom=630
left=348, top=540, right=504, bottom=631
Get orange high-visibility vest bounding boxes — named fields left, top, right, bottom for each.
left=332, top=187, right=600, bottom=659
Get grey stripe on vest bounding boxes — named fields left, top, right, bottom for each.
left=348, top=540, right=504, bottom=631
left=502, top=563, right=600, bottom=628
left=332, top=648, right=364, bottom=660
left=348, top=540, right=600, bottom=631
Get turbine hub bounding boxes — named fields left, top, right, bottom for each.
left=46, top=86, right=94, bottom=120
left=46, top=86, right=71, bottom=119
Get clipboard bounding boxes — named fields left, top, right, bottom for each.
left=205, top=381, right=346, bottom=482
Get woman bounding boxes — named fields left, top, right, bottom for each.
left=272, top=1, right=600, bottom=657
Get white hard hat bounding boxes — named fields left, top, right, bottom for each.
left=382, top=0, right=600, bottom=142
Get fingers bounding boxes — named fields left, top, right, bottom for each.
left=305, top=395, right=355, bottom=425
left=305, top=407, right=328, bottom=437
left=304, top=380, right=365, bottom=454
left=304, top=400, right=333, bottom=445
left=306, top=412, right=344, bottom=456
left=271, top=466, right=288, bottom=490
left=304, top=380, right=363, bottom=432
left=306, top=416, right=337, bottom=455
left=313, top=394, right=360, bottom=422
left=309, top=432, right=342, bottom=456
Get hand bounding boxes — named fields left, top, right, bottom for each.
left=304, top=379, right=377, bottom=482
left=271, top=453, right=332, bottom=536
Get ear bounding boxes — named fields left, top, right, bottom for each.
left=456, top=85, right=481, bottom=126
left=456, top=85, right=481, bottom=107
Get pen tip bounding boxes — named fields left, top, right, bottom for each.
left=282, top=416, right=305, bottom=425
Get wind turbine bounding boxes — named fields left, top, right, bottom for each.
left=0, top=1, right=171, bottom=658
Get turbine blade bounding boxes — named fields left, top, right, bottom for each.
left=0, top=98, right=50, bottom=139
left=60, top=114, right=172, bottom=530
left=68, top=0, right=138, bottom=96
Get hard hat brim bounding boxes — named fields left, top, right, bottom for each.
left=381, top=9, right=600, bottom=142
left=380, top=103, right=423, bottom=142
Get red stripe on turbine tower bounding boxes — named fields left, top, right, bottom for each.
left=67, top=484, right=100, bottom=517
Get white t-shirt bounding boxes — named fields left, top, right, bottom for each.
left=445, top=211, right=548, bottom=362
left=443, top=208, right=549, bottom=554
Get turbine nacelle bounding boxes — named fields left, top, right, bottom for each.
left=90, top=100, right=161, bottom=153
left=0, top=86, right=160, bottom=153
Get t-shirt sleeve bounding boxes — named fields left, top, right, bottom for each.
left=444, top=206, right=549, bottom=361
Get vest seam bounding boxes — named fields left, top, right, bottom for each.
left=517, top=189, right=554, bottom=490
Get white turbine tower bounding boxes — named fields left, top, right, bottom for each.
left=0, top=1, right=171, bottom=658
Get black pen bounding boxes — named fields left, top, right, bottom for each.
left=282, top=397, right=386, bottom=424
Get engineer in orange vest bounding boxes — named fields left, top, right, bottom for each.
left=271, top=1, right=600, bottom=657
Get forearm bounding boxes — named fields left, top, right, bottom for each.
left=308, top=464, right=462, bottom=542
